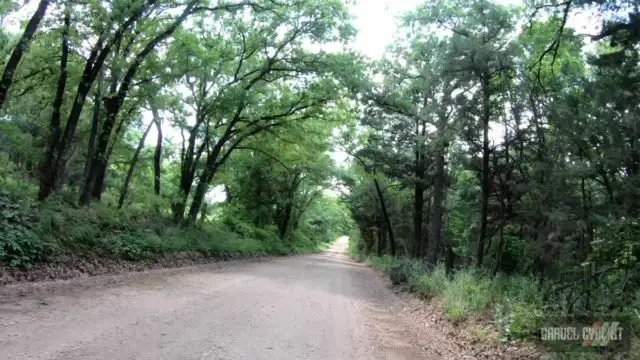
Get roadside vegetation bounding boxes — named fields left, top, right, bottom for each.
left=342, top=0, right=640, bottom=358
left=365, top=254, right=545, bottom=339
left=1, top=160, right=355, bottom=271
left=1, top=0, right=639, bottom=356
left=0, top=0, right=358, bottom=273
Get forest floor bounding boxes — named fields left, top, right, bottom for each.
left=0, top=238, right=536, bottom=360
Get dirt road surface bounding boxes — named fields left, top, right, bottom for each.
left=0, top=238, right=435, bottom=360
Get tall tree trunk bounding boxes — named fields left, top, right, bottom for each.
left=79, top=98, right=118, bottom=205
left=151, top=106, right=163, bottom=195
left=493, top=115, right=513, bottom=277
left=492, top=221, right=506, bottom=277
left=84, top=2, right=192, bottom=206
left=580, top=171, right=593, bottom=260
left=93, top=111, right=130, bottom=200
left=91, top=162, right=109, bottom=200
left=429, top=144, right=446, bottom=264
left=98, top=5, right=194, bottom=207
left=422, top=196, right=431, bottom=258
left=413, top=119, right=426, bottom=258
left=172, top=134, right=200, bottom=221
left=476, top=75, right=491, bottom=268
left=83, top=82, right=102, bottom=183
left=172, top=103, right=209, bottom=221
left=187, top=168, right=213, bottom=223
left=528, top=88, right=550, bottom=278
left=427, top=162, right=446, bottom=264
left=428, top=89, right=452, bottom=263
left=187, top=140, right=225, bottom=223
left=199, top=202, right=209, bottom=224
left=83, top=7, right=190, bottom=205
left=0, top=0, right=50, bottom=108
left=117, top=120, right=153, bottom=209
left=38, top=2, right=153, bottom=200
left=378, top=223, right=385, bottom=257
left=373, top=177, right=396, bottom=256
left=38, top=6, right=69, bottom=200
left=186, top=118, right=249, bottom=223
left=277, top=201, right=294, bottom=240
left=81, top=40, right=124, bottom=205
left=224, top=184, right=232, bottom=203
left=46, top=37, right=109, bottom=200
left=414, top=184, right=424, bottom=258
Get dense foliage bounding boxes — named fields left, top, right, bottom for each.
left=1, top=0, right=640, bottom=353
left=0, top=0, right=359, bottom=268
left=340, top=0, right=640, bottom=353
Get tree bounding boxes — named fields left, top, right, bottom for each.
left=163, top=1, right=356, bottom=223
left=39, top=5, right=70, bottom=200
left=413, top=0, right=519, bottom=267
left=0, top=0, right=50, bottom=108
left=117, top=119, right=154, bottom=208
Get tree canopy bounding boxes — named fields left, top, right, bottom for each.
left=1, top=0, right=639, bottom=345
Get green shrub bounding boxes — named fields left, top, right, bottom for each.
left=386, top=259, right=429, bottom=285
left=487, top=276, right=544, bottom=341
left=368, top=254, right=399, bottom=273
left=0, top=190, right=53, bottom=268
left=161, top=224, right=267, bottom=256
left=348, top=233, right=366, bottom=261
left=442, top=270, right=491, bottom=321
left=409, top=265, right=448, bottom=298
left=389, top=263, right=408, bottom=284
left=490, top=275, right=543, bottom=305
left=101, top=231, right=156, bottom=260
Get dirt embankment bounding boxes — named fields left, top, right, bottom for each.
left=0, top=251, right=272, bottom=286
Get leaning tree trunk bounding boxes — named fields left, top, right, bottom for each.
left=151, top=107, right=163, bottom=195
left=117, top=120, right=154, bottom=209
left=38, top=7, right=69, bottom=200
left=187, top=142, right=225, bottom=223
left=373, top=177, right=396, bottom=256
left=44, top=36, right=111, bottom=200
left=38, top=2, right=153, bottom=200
left=172, top=140, right=198, bottom=221
left=378, top=223, right=386, bottom=257
left=80, top=98, right=119, bottom=205
left=82, top=83, right=102, bottom=183
left=83, top=2, right=193, bottom=206
left=187, top=168, right=213, bottom=223
left=476, top=75, right=491, bottom=268
left=86, top=52, right=123, bottom=203
left=185, top=139, right=225, bottom=223
left=172, top=105, right=209, bottom=221
left=90, top=110, right=129, bottom=201
left=0, top=0, right=50, bottom=108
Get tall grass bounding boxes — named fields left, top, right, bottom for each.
left=442, top=271, right=492, bottom=321
left=364, top=255, right=545, bottom=341
left=367, top=254, right=398, bottom=272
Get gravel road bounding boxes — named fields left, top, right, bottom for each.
left=0, top=238, right=430, bottom=360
